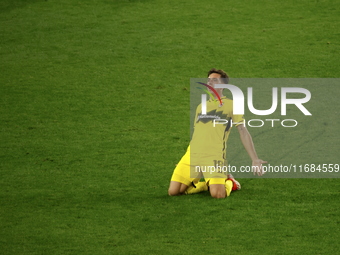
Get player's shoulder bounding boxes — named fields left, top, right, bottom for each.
left=221, top=97, right=233, bottom=106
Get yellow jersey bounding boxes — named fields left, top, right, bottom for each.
left=190, top=96, right=244, bottom=160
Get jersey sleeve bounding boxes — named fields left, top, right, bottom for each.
left=232, top=114, right=245, bottom=126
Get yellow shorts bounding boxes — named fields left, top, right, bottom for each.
left=170, top=148, right=228, bottom=186
left=170, top=149, right=201, bottom=186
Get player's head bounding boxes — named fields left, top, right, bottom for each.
left=207, top=68, right=229, bottom=97
left=207, top=68, right=229, bottom=85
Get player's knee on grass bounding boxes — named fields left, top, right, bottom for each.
left=168, top=181, right=188, bottom=196
left=209, top=184, right=226, bottom=199
left=168, top=187, right=179, bottom=196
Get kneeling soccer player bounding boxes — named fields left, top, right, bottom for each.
left=168, top=68, right=266, bottom=199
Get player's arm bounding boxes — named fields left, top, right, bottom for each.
left=237, top=124, right=267, bottom=176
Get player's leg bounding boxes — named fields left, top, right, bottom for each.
left=168, top=161, right=206, bottom=196
left=169, top=170, right=205, bottom=195
left=203, top=158, right=241, bottom=198
left=168, top=146, right=209, bottom=196
left=168, top=181, right=189, bottom=196
left=168, top=148, right=193, bottom=196
left=168, top=180, right=208, bottom=196
left=185, top=181, right=208, bottom=194
left=207, top=178, right=235, bottom=199
left=209, top=184, right=226, bottom=198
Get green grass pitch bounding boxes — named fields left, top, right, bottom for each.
left=0, top=0, right=339, bottom=254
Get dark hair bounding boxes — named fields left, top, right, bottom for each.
left=208, top=68, right=229, bottom=84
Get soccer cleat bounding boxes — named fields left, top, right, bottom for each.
left=227, top=174, right=241, bottom=191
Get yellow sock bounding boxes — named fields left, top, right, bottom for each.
left=225, top=180, right=233, bottom=197
left=185, top=182, right=208, bottom=194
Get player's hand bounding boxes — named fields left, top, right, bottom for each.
left=252, top=159, right=267, bottom=176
